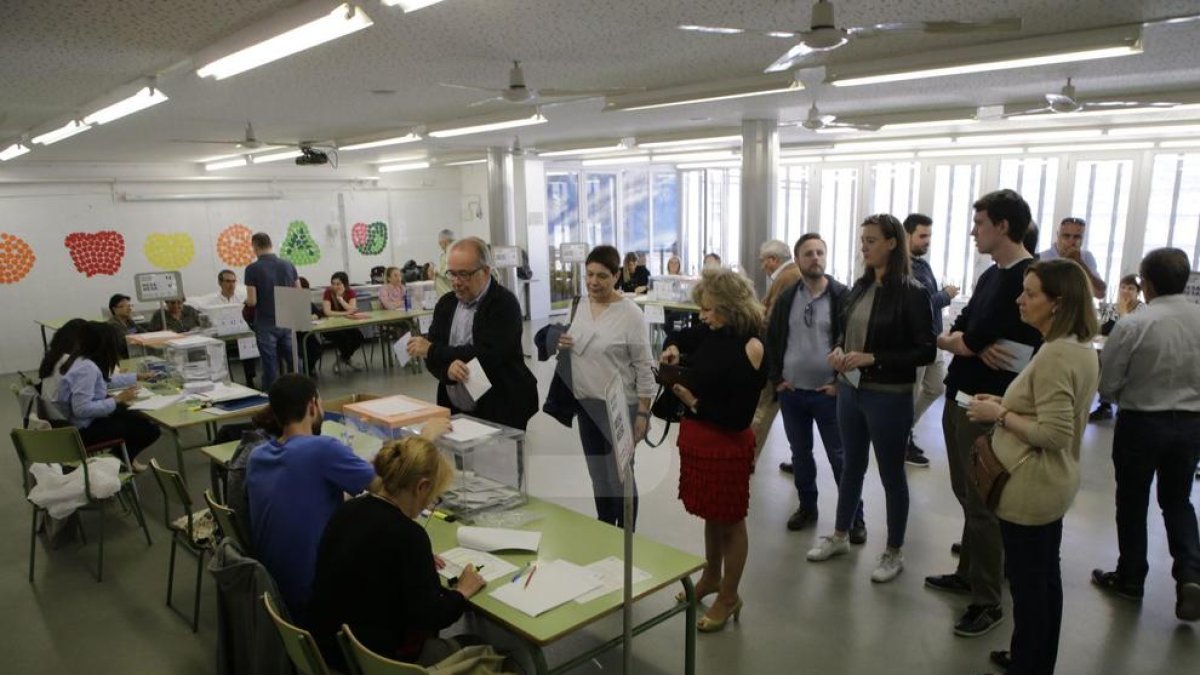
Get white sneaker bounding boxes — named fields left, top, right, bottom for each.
left=870, top=550, right=904, bottom=583
left=806, top=535, right=850, bottom=562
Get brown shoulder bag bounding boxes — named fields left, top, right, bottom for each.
left=968, top=433, right=1034, bottom=511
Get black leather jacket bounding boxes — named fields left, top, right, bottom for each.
left=837, top=275, right=936, bottom=386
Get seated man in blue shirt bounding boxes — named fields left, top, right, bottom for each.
left=245, top=374, right=376, bottom=621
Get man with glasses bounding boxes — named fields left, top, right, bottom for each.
left=204, top=269, right=259, bottom=388
left=750, top=239, right=802, bottom=465
left=765, top=234, right=864, bottom=538
left=1040, top=217, right=1107, bottom=299
left=407, top=237, right=538, bottom=430
left=435, top=228, right=455, bottom=297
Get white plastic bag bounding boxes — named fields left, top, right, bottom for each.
left=28, top=456, right=122, bottom=519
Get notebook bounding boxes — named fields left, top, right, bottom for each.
left=457, top=526, right=541, bottom=553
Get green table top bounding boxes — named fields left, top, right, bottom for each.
left=199, top=420, right=382, bottom=467
left=428, top=499, right=703, bottom=646
left=135, top=385, right=268, bottom=431
left=309, top=308, right=432, bottom=334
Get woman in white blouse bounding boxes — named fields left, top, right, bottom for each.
left=557, top=245, right=655, bottom=528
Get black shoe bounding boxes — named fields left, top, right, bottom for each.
left=1091, top=569, right=1144, bottom=600
left=989, top=650, right=1011, bottom=670
left=951, top=542, right=962, bottom=556
left=1089, top=404, right=1113, bottom=422
left=954, top=604, right=1004, bottom=637
left=779, top=462, right=794, bottom=474
left=848, top=519, right=867, bottom=545
left=925, top=573, right=972, bottom=595
left=905, top=445, right=930, bottom=467
left=786, top=506, right=818, bottom=531
left=1177, top=582, right=1200, bottom=621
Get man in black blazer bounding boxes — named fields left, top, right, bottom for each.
left=406, top=237, right=537, bottom=430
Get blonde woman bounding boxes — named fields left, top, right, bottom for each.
left=965, top=260, right=1100, bottom=675
left=309, top=420, right=486, bottom=668
left=378, top=266, right=408, bottom=311
left=661, top=268, right=766, bottom=632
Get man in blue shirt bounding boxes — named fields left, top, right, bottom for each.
left=244, top=232, right=300, bottom=389
left=245, top=374, right=375, bottom=621
left=1039, top=217, right=1107, bottom=299
left=902, top=214, right=959, bottom=468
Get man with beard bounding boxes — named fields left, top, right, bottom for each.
left=903, top=214, right=959, bottom=467
left=766, top=234, right=864, bottom=539
left=245, top=374, right=376, bottom=621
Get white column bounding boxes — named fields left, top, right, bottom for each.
left=740, top=119, right=778, bottom=296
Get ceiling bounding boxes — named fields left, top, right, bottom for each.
left=3, top=0, right=1200, bottom=167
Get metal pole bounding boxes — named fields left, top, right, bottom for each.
left=622, top=460, right=634, bottom=674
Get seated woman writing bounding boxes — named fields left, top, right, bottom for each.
left=309, top=419, right=488, bottom=669
left=53, top=321, right=161, bottom=471
left=322, top=271, right=366, bottom=373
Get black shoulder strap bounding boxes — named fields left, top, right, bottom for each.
left=569, top=295, right=582, bottom=322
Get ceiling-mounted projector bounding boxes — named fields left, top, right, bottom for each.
left=296, top=145, right=329, bottom=165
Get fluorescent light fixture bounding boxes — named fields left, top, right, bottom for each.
left=537, top=144, right=626, bottom=158
left=252, top=149, right=302, bottom=163
left=677, top=160, right=743, bottom=169
left=833, top=137, right=953, bottom=152
left=205, top=157, right=249, bottom=171
left=822, top=152, right=916, bottom=161
left=651, top=150, right=739, bottom=163
left=1107, top=124, right=1200, bottom=137
left=638, top=134, right=742, bottom=149
left=83, top=86, right=169, bottom=125
left=427, top=112, right=546, bottom=138
left=1159, top=139, right=1200, bottom=149
left=339, top=133, right=421, bottom=151
left=382, top=0, right=445, bottom=11
left=121, top=191, right=283, bottom=202
left=31, top=120, right=91, bottom=145
left=957, top=129, right=1103, bottom=145
left=581, top=155, right=651, bottom=167
left=917, top=147, right=1023, bottom=158
left=442, top=158, right=487, bottom=166
left=196, top=3, right=373, bottom=80
left=0, top=143, right=31, bottom=161
left=379, top=161, right=431, bottom=173
left=829, top=25, right=1141, bottom=87
left=882, top=118, right=978, bottom=130
left=678, top=24, right=744, bottom=34
left=605, top=74, right=801, bottom=112
left=813, top=127, right=859, bottom=134
left=1031, top=142, right=1154, bottom=153
left=197, top=146, right=285, bottom=162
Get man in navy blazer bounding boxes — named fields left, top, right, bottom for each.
left=407, top=237, right=537, bottom=430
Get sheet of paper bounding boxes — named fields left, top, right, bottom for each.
left=167, top=335, right=214, bottom=348
left=463, top=358, right=492, bottom=402
left=843, top=369, right=861, bottom=388
left=236, top=336, right=259, bottom=360
left=457, top=526, right=541, bottom=552
left=642, top=303, right=665, bottom=324
left=199, top=382, right=261, bottom=403
left=955, top=390, right=974, bottom=408
left=444, top=417, right=501, bottom=443
left=436, top=547, right=519, bottom=584
left=391, top=332, right=412, bottom=367
left=133, top=331, right=180, bottom=341
left=574, top=556, right=652, bottom=604
left=490, top=559, right=602, bottom=617
left=128, top=393, right=184, bottom=411
left=355, top=396, right=427, bottom=417
left=995, top=339, right=1036, bottom=373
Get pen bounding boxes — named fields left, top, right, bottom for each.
left=524, top=564, right=537, bottom=589
left=511, top=561, right=530, bottom=583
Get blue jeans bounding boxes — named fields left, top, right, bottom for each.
left=778, top=388, right=863, bottom=521
left=256, top=325, right=294, bottom=390
left=577, top=399, right=638, bottom=529
left=834, top=383, right=913, bottom=549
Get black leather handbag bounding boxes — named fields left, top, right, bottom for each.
left=645, top=366, right=688, bottom=447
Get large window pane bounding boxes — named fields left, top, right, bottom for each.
left=584, top=172, right=616, bottom=246
left=651, top=171, right=681, bottom=273
left=681, top=170, right=705, bottom=275
left=547, top=172, right=579, bottom=246
left=930, top=163, right=981, bottom=290
left=1072, top=159, right=1133, bottom=298
left=999, top=157, right=1059, bottom=252
left=869, top=161, right=920, bottom=218
left=622, top=169, right=650, bottom=255
left=777, top=164, right=811, bottom=246
left=1144, top=153, right=1200, bottom=268
left=819, top=167, right=859, bottom=284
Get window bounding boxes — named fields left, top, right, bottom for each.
left=818, top=167, right=859, bottom=283
left=929, top=163, right=981, bottom=289
left=622, top=169, right=650, bottom=255
left=1144, top=153, right=1200, bottom=268
left=777, top=164, right=811, bottom=246
left=1071, top=159, right=1133, bottom=298
left=680, top=168, right=740, bottom=273
left=546, top=172, right=579, bottom=246
left=869, top=161, right=920, bottom=218
left=584, top=173, right=616, bottom=246
left=998, top=157, right=1059, bottom=252
left=651, top=171, right=681, bottom=273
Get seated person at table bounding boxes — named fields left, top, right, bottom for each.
left=310, top=418, right=489, bottom=668
left=147, top=298, right=201, bottom=333
left=107, top=293, right=143, bottom=358
left=54, top=321, right=161, bottom=470
left=378, top=266, right=408, bottom=310
left=616, top=251, right=650, bottom=294
left=38, top=318, right=90, bottom=422
left=245, top=374, right=375, bottom=621
left=297, top=278, right=326, bottom=376
left=208, top=269, right=258, bottom=389
left=322, top=271, right=366, bottom=372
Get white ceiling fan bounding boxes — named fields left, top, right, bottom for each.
left=439, top=61, right=632, bottom=107
left=169, top=122, right=301, bottom=149
left=1004, top=78, right=1180, bottom=117
left=679, top=0, right=1021, bottom=74
left=781, top=103, right=880, bottom=132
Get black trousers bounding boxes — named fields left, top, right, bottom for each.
left=326, top=329, right=365, bottom=362
left=1113, top=410, right=1200, bottom=585
left=1000, top=518, right=1063, bottom=675
left=78, top=408, right=161, bottom=460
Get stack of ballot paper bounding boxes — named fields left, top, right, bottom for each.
left=436, top=547, right=518, bottom=584
left=457, top=526, right=541, bottom=552
left=490, top=560, right=603, bottom=617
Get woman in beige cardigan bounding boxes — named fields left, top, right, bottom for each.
left=965, top=259, right=1099, bottom=675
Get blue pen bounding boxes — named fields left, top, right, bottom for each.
left=511, top=561, right=530, bottom=583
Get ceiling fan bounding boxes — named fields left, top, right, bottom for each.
left=439, top=61, right=631, bottom=107
left=781, top=103, right=880, bottom=132
left=1004, top=78, right=1180, bottom=117
left=679, top=0, right=1021, bottom=74
left=169, top=122, right=301, bottom=149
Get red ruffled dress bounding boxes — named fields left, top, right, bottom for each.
left=667, top=325, right=767, bottom=523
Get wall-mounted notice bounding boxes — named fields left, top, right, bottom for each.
left=560, top=242, right=589, bottom=264
left=492, top=245, right=520, bottom=269
left=134, top=271, right=184, bottom=302
left=1185, top=271, right=1200, bottom=307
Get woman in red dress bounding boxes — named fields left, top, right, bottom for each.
left=661, top=267, right=766, bottom=632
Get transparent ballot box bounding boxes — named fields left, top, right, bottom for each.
left=436, top=414, right=528, bottom=521
left=342, top=394, right=450, bottom=440
left=406, top=280, right=437, bottom=310
left=164, top=335, right=229, bottom=385
left=649, top=274, right=699, bottom=303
